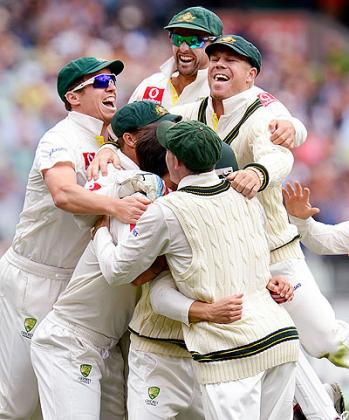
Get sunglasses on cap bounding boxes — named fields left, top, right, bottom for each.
left=170, top=33, right=215, bottom=49
left=70, top=73, right=117, bottom=93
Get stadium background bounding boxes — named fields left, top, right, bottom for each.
left=0, top=0, right=348, bottom=404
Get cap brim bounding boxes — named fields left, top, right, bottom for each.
left=158, top=113, right=182, bottom=124
left=86, top=59, right=124, bottom=77
left=206, top=42, right=247, bottom=59
left=215, top=142, right=238, bottom=171
left=156, top=120, right=176, bottom=148
left=164, top=22, right=212, bottom=34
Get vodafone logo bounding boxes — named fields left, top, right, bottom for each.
left=87, top=182, right=101, bottom=191
left=257, top=92, right=278, bottom=107
left=143, top=87, right=165, bottom=104
left=82, top=152, right=96, bottom=170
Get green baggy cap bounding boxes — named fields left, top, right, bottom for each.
left=206, top=35, right=262, bottom=73
left=215, top=142, right=238, bottom=173
left=57, top=56, right=124, bottom=101
left=164, top=6, right=223, bottom=37
left=157, top=120, right=222, bottom=171
left=112, top=101, right=181, bottom=137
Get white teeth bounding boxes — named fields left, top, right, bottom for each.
left=214, top=74, right=229, bottom=81
left=102, top=97, right=116, bottom=108
left=179, top=55, right=193, bottom=63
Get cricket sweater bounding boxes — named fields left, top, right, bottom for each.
left=171, top=86, right=307, bottom=264
left=160, top=183, right=299, bottom=384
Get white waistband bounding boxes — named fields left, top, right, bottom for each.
left=5, top=247, right=74, bottom=281
left=49, top=311, right=117, bottom=348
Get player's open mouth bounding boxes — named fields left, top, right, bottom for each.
left=102, top=97, right=116, bottom=110
left=178, top=55, right=194, bottom=64
left=213, top=73, right=229, bottom=82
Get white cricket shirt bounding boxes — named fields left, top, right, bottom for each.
left=12, top=111, right=104, bottom=269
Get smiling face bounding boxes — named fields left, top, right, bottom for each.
left=171, top=28, right=211, bottom=78
left=208, top=47, right=257, bottom=100
left=69, top=69, right=117, bottom=125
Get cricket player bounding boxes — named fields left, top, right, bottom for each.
left=92, top=120, right=300, bottom=420
left=0, top=57, right=148, bottom=419
left=163, top=34, right=347, bottom=419
left=30, top=101, right=181, bottom=420
left=30, top=101, right=248, bottom=420
left=284, top=181, right=349, bottom=256
left=87, top=7, right=303, bottom=181
left=129, top=6, right=222, bottom=108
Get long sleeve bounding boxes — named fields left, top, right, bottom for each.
left=249, top=114, right=294, bottom=185
left=267, top=99, right=307, bottom=147
left=93, top=203, right=171, bottom=285
left=289, top=215, right=349, bottom=255
left=150, top=271, right=193, bottom=325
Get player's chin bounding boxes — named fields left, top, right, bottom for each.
left=177, top=64, right=198, bottom=77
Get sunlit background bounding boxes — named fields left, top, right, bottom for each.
left=0, top=0, right=348, bottom=406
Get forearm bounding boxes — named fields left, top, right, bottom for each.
left=255, top=145, right=294, bottom=185
left=93, top=227, right=146, bottom=285
left=290, top=117, right=307, bottom=147
left=94, top=205, right=170, bottom=285
left=150, top=272, right=194, bottom=325
left=290, top=216, right=349, bottom=255
left=150, top=275, right=217, bottom=324
left=52, top=183, right=119, bottom=216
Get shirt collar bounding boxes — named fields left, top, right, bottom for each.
left=177, top=170, right=220, bottom=190
left=208, top=85, right=260, bottom=116
left=68, top=111, right=104, bottom=137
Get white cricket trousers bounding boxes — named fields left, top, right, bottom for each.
left=270, top=257, right=349, bottom=362
left=201, top=362, right=297, bottom=420
left=31, top=311, right=126, bottom=420
left=0, top=248, right=72, bottom=419
left=127, top=345, right=204, bottom=420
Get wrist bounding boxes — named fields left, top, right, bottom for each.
left=244, top=163, right=269, bottom=191
left=246, top=167, right=263, bottom=188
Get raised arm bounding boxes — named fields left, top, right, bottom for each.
left=227, top=114, right=294, bottom=199
left=283, top=182, right=349, bottom=255
left=267, top=97, right=307, bottom=148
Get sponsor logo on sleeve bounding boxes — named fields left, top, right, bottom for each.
left=143, top=87, right=165, bottom=104
left=82, top=152, right=96, bottom=170
left=257, top=92, right=278, bottom=107
left=132, top=227, right=140, bottom=237
left=49, top=147, right=68, bottom=157
left=87, top=182, right=102, bottom=191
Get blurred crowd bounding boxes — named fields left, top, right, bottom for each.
left=1, top=0, right=349, bottom=255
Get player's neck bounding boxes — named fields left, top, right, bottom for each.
left=212, top=98, right=224, bottom=119
left=171, top=73, right=197, bottom=96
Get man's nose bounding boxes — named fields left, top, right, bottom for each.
left=179, top=41, right=191, bottom=52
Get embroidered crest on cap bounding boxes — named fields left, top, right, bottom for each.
left=175, top=12, right=195, bottom=22
left=155, top=105, right=168, bottom=116
left=220, top=36, right=236, bottom=44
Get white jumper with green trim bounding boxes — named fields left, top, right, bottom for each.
left=171, top=85, right=303, bottom=264
left=170, top=86, right=349, bottom=369
left=93, top=172, right=299, bottom=385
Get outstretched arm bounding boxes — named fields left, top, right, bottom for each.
left=283, top=181, right=349, bottom=255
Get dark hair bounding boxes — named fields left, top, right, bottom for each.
left=63, top=75, right=86, bottom=111
left=135, top=123, right=168, bottom=177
